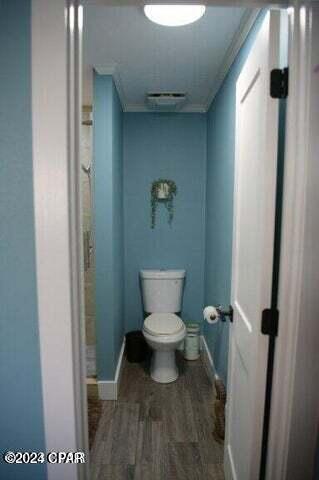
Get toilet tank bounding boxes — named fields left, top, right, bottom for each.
left=140, top=269, right=186, bottom=313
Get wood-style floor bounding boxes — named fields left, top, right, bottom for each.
left=90, top=354, right=224, bottom=480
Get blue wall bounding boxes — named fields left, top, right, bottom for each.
left=92, top=13, right=266, bottom=388
left=204, top=12, right=266, bottom=385
left=123, top=113, right=207, bottom=332
left=94, top=74, right=124, bottom=380
left=0, top=1, right=46, bottom=478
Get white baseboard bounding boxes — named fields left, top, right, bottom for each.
left=200, top=335, right=217, bottom=384
left=98, top=338, right=125, bottom=400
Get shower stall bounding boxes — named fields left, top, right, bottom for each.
left=81, top=106, right=96, bottom=378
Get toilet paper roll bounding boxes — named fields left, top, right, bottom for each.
left=203, top=306, right=220, bottom=325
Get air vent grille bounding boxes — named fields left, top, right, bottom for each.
left=147, top=92, right=187, bottom=110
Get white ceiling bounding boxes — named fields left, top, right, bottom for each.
left=83, top=6, right=256, bottom=112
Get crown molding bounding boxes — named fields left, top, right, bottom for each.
left=94, top=63, right=128, bottom=109
left=94, top=9, right=260, bottom=114
left=204, top=8, right=261, bottom=111
left=124, top=103, right=207, bottom=113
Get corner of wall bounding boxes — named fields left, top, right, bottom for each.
left=98, top=338, right=126, bottom=400
left=203, top=112, right=209, bottom=306
left=94, top=72, right=125, bottom=382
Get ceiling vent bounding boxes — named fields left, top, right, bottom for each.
left=146, top=92, right=187, bottom=111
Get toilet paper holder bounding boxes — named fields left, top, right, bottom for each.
left=214, top=305, right=233, bottom=323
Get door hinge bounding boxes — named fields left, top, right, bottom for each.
left=270, top=68, right=289, bottom=99
left=261, top=308, right=279, bottom=336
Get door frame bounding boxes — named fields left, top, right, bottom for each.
left=31, top=1, right=318, bottom=480
left=225, top=9, right=285, bottom=480
left=266, top=3, right=319, bottom=479
left=32, top=1, right=88, bottom=479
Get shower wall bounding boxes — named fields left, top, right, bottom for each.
left=81, top=121, right=96, bottom=376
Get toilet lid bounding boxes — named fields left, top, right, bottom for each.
left=144, top=313, right=184, bottom=336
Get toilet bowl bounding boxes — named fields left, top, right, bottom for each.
left=143, top=313, right=186, bottom=383
left=140, top=269, right=186, bottom=383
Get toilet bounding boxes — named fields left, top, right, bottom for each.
left=140, top=269, right=186, bottom=383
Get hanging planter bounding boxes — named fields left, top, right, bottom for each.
left=151, top=179, right=177, bottom=229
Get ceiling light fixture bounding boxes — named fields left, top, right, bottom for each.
left=144, top=5, right=206, bottom=27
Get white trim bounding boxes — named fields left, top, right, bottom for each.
left=32, top=1, right=88, bottom=479
left=204, top=8, right=261, bottom=111
left=124, top=103, right=207, bottom=113
left=98, top=381, right=117, bottom=401
left=267, top=3, right=319, bottom=479
left=200, top=335, right=217, bottom=384
left=98, top=339, right=126, bottom=400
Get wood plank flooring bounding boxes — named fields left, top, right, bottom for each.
left=90, top=354, right=224, bottom=480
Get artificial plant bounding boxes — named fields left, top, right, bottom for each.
left=150, top=179, right=177, bottom=229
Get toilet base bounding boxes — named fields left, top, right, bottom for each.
left=150, top=350, right=178, bottom=383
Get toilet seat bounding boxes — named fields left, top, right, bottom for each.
left=143, top=313, right=184, bottom=336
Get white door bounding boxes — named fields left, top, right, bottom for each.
left=225, top=11, right=284, bottom=480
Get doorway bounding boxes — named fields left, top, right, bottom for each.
left=81, top=5, right=287, bottom=480
left=29, top=1, right=319, bottom=480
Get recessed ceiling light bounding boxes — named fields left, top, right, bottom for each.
left=144, top=5, right=206, bottom=27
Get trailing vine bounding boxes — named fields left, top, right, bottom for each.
left=151, top=179, right=177, bottom=229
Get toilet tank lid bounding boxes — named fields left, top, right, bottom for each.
left=140, top=269, right=186, bottom=279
